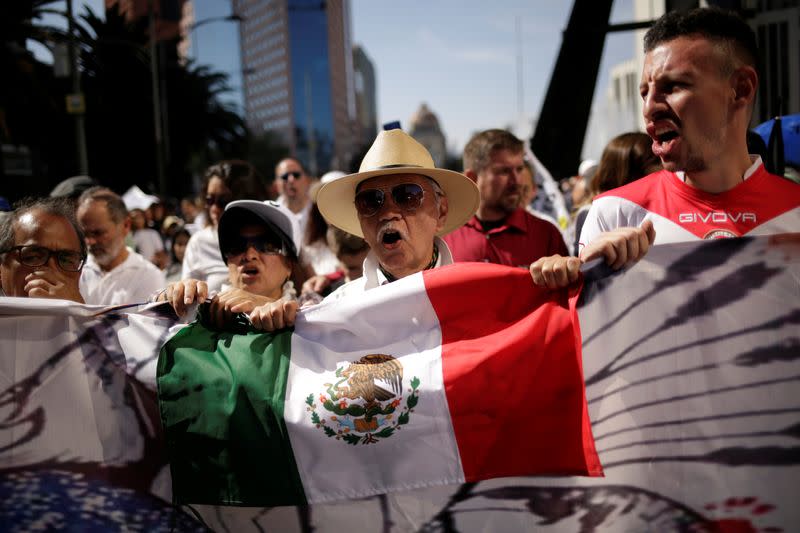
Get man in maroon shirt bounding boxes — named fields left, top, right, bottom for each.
left=444, top=129, right=568, bottom=268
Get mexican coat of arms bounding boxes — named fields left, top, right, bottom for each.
left=306, top=354, right=421, bottom=445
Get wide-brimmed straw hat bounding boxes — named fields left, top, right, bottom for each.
left=316, top=129, right=479, bottom=238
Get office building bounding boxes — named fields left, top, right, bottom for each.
left=106, top=0, right=185, bottom=40
left=409, top=103, right=447, bottom=169
left=233, top=0, right=357, bottom=176
left=353, top=44, right=377, bottom=147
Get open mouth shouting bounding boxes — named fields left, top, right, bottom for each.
left=239, top=264, right=261, bottom=283
left=648, top=121, right=680, bottom=158
left=378, top=225, right=405, bottom=250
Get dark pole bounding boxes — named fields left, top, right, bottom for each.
left=531, top=0, right=614, bottom=179
left=66, top=0, right=89, bottom=174
left=148, top=0, right=167, bottom=196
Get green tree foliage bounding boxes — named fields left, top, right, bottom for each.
left=80, top=5, right=250, bottom=198
left=1, top=3, right=254, bottom=201
left=79, top=6, right=156, bottom=195
left=0, top=1, right=74, bottom=198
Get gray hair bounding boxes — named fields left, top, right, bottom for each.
left=77, top=186, right=129, bottom=224
left=0, top=197, right=87, bottom=258
left=425, top=176, right=445, bottom=211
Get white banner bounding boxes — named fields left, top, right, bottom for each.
left=0, top=235, right=798, bottom=532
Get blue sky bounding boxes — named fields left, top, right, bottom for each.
left=31, top=0, right=638, bottom=158
left=352, top=0, right=636, bottom=153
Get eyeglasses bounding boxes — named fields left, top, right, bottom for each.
left=222, top=235, right=288, bottom=262
left=205, top=194, right=232, bottom=209
left=354, top=183, right=426, bottom=217
left=279, top=171, right=303, bottom=181
left=1, top=245, right=85, bottom=272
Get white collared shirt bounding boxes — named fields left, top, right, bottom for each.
left=277, top=195, right=312, bottom=245
left=80, top=247, right=166, bottom=305
left=324, top=237, right=454, bottom=302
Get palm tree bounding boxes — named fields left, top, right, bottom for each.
left=164, top=62, right=249, bottom=193
left=1, top=2, right=254, bottom=200
left=78, top=5, right=157, bottom=194
left=0, top=1, right=75, bottom=198
left=79, top=5, right=251, bottom=198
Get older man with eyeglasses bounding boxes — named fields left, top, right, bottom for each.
left=248, top=128, right=481, bottom=330
left=0, top=197, right=87, bottom=302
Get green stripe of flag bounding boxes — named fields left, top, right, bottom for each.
left=157, top=317, right=306, bottom=506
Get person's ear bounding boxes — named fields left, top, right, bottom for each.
left=731, top=65, right=757, bottom=109
left=464, top=169, right=478, bottom=183
left=436, top=195, right=449, bottom=232
left=283, top=256, right=294, bottom=284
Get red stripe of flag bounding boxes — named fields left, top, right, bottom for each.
left=423, top=263, right=602, bottom=481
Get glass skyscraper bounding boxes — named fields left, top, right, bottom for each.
left=233, top=0, right=356, bottom=176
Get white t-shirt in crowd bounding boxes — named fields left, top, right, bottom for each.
left=132, top=228, right=164, bottom=262
left=80, top=248, right=166, bottom=305
left=180, top=226, right=230, bottom=294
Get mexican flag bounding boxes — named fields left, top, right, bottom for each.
left=158, top=263, right=602, bottom=507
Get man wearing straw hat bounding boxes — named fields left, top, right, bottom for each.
left=248, top=128, right=480, bottom=330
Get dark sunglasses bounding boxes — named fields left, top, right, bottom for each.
left=205, top=194, right=232, bottom=209
left=223, top=235, right=288, bottom=262
left=354, top=183, right=426, bottom=217
left=279, top=171, right=303, bottom=181
left=1, top=245, right=85, bottom=272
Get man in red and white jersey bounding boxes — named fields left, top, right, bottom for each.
left=530, top=7, right=800, bottom=289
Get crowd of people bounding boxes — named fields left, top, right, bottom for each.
left=1, top=8, right=798, bottom=331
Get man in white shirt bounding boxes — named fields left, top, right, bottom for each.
left=275, top=157, right=313, bottom=241
left=76, top=187, right=165, bottom=305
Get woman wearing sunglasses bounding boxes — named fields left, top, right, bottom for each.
left=181, top=160, right=269, bottom=294
left=158, top=200, right=303, bottom=325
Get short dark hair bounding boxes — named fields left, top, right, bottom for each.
left=463, top=129, right=524, bottom=174
left=275, top=157, right=308, bottom=178
left=203, top=160, right=268, bottom=202
left=77, top=186, right=129, bottom=224
left=0, top=196, right=87, bottom=259
left=644, top=7, right=758, bottom=75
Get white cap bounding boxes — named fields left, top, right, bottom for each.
left=578, top=159, right=598, bottom=179
left=320, top=170, right=347, bottom=184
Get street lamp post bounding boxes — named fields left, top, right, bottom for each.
left=149, top=8, right=243, bottom=197
left=186, top=14, right=243, bottom=61
left=66, top=0, right=89, bottom=175
left=183, top=14, right=248, bottom=118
